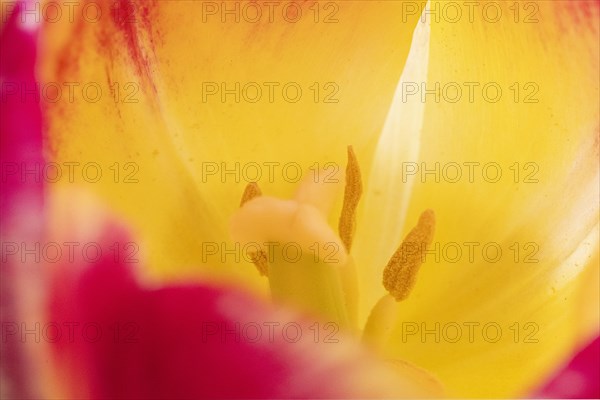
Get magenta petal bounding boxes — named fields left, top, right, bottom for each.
left=533, top=336, right=600, bottom=399
left=1, top=5, right=44, bottom=399
left=48, top=236, right=413, bottom=399
left=0, top=4, right=44, bottom=224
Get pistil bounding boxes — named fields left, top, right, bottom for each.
left=231, top=147, right=435, bottom=337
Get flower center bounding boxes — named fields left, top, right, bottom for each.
left=230, top=146, right=435, bottom=334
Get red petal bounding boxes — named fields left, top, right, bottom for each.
left=533, top=336, right=600, bottom=399
left=0, top=5, right=44, bottom=399
left=47, top=247, right=429, bottom=398
left=0, top=3, right=44, bottom=224
left=40, top=203, right=438, bottom=398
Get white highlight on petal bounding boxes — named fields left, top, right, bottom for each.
left=17, top=1, right=42, bottom=33
left=353, top=2, right=431, bottom=320
left=550, top=222, right=599, bottom=292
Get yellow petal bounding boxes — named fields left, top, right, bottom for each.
left=38, top=1, right=422, bottom=284
left=574, top=249, right=600, bottom=345
left=373, top=1, right=599, bottom=396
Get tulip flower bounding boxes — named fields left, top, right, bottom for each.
left=1, top=5, right=442, bottom=398
left=2, top=0, right=599, bottom=398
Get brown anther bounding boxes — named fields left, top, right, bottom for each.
left=240, top=182, right=262, bottom=206
left=249, top=250, right=269, bottom=277
left=338, top=146, right=363, bottom=252
left=239, top=182, right=268, bottom=276
left=382, top=209, right=435, bottom=301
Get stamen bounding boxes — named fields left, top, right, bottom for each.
left=240, top=182, right=262, bottom=206
left=382, top=209, right=435, bottom=301
left=338, top=145, right=363, bottom=252
left=239, top=182, right=268, bottom=276
left=249, top=250, right=269, bottom=277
